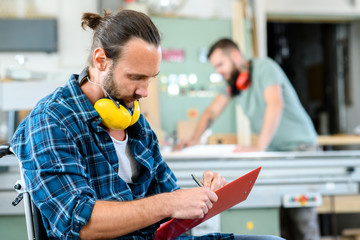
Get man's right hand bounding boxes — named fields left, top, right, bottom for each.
left=172, top=139, right=197, bottom=151
left=80, top=187, right=217, bottom=239
left=165, top=187, right=218, bottom=219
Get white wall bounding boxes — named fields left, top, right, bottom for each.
left=266, top=0, right=360, bottom=17
left=0, top=0, right=97, bottom=79
left=176, top=0, right=232, bottom=19
left=179, top=0, right=360, bottom=20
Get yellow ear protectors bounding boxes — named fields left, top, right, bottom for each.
left=94, top=98, right=140, bottom=130
left=85, top=76, right=140, bottom=130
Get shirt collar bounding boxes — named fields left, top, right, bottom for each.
left=66, top=74, right=100, bottom=125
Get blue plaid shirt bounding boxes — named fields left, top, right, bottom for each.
left=11, top=74, right=234, bottom=240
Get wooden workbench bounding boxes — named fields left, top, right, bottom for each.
left=207, top=134, right=360, bottom=147
left=317, top=134, right=360, bottom=146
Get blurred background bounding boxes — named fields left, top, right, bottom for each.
left=1, top=0, right=360, bottom=239
left=0, top=0, right=360, bottom=148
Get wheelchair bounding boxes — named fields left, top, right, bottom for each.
left=0, top=143, right=48, bottom=240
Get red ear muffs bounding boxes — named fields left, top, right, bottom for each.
left=227, top=71, right=251, bottom=95
left=227, top=61, right=252, bottom=96
left=236, top=72, right=250, bottom=90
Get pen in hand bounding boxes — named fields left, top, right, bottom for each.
left=191, top=174, right=204, bottom=187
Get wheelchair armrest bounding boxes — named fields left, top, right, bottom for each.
left=0, top=143, right=12, bottom=158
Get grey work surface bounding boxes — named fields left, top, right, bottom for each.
left=162, top=145, right=360, bottom=208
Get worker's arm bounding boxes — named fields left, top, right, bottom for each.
left=234, top=84, right=284, bottom=152
left=173, top=94, right=231, bottom=151
left=256, top=84, right=284, bottom=150
left=80, top=186, right=218, bottom=240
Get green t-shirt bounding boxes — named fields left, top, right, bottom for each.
left=220, top=57, right=317, bottom=151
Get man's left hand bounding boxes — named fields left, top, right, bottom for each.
left=202, top=171, right=227, bottom=192
left=233, top=145, right=263, bottom=152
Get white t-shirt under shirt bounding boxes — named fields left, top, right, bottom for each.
left=110, top=134, right=139, bottom=183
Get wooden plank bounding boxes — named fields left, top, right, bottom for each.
left=316, top=195, right=332, bottom=213
left=207, top=134, right=360, bottom=146
left=235, top=104, right=251, bottom=146
left=207, top=134, right=237, bottom=145
left=342, top=228, right=360, bottom=237
left=317, top=195, right=360, bottom=214
left=317, top=135, right=360, bottom=146
left=207, top=133, right=257, bottom=145
left=334, top=195, right=360, bottom=213
left=231, top=0, right=247, bottom=55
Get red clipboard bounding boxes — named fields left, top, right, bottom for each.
left=154, top=167, right=262, bottom=240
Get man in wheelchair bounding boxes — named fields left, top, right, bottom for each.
left=10, top=9, right=284, bottom=240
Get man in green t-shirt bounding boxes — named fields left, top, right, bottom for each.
left=174, top=38, right=320, bottom=240
left=175, top=38, right=317, bottom=152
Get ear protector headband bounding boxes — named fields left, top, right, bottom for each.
left=228, top=60, right=252, bottom=97
left=78, top=68, right=140, bottom=130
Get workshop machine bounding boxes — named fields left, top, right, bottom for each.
left=162, top=145, right=360, bottom=236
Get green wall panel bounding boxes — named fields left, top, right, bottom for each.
left=151, top=17, right=236, bottom=136
left=0, top=215, right=27, bottom=240
left=221, top=208, right=281, bottom=236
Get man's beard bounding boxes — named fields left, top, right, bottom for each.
left=102, top=68, right=117, bottom=100
left=228, top=68, right=241, bottom=97
left=102, top=67, right=141, bottom=109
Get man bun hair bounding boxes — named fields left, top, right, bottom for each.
left=81, top=12, right=104, bottom=30
left=81, top=9, right=161, bottom=67
left=207, top=38, right=240, bottom=59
